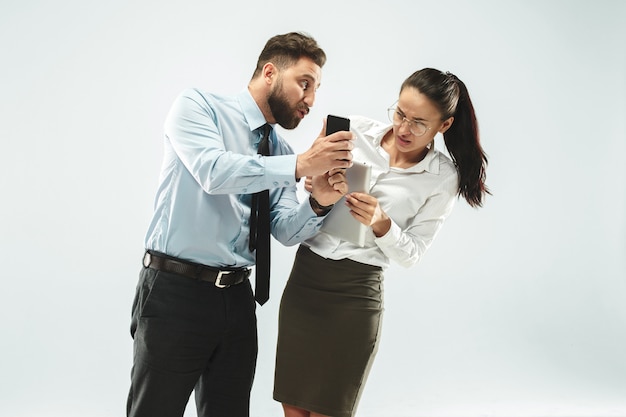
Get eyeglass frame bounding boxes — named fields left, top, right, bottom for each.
left=387, top=104, right=432, bottom=137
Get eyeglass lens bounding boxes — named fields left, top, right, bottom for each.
left=388, top=108, right=427, bottom=136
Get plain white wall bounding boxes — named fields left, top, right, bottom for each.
left=1, top=1, right=625, bottom=416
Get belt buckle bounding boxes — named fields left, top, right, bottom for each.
left=214, top=270, right=233, bottom=288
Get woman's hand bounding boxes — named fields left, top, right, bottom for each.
left=345, top=192, right=392, bottom=237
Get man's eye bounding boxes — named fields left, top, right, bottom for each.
left=301, top=80, right=309, bottom=90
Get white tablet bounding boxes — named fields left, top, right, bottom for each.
left=320, top=161, right=372, bottom=247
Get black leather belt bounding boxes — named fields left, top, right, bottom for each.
left=143, top=251, right=251, bottom=288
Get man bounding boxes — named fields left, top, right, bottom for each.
left=127, top=32, right=353, bottom=417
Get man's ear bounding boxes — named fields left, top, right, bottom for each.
left=263, top=62, right=277, bottom=85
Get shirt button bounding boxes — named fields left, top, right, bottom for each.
left=242, top=188, right=248, bottom=193
left=273, top=181, right=279, bottom=186
left=284, top=181, right=290, bottom=186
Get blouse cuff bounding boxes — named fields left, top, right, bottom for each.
left=375, top=219, right=402, bottom=247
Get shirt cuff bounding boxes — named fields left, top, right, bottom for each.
left=264, top=154, right=298, bottom=188
left=375, top=219, right=401, bottom=247
left=284, top=197, right=326, bottom=243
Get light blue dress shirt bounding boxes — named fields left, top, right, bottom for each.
left=144, top=88, right=324, bottom=267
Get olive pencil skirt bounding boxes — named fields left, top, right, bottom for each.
left=274, top=245, right=384, bottom=417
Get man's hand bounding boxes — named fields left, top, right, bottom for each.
left=295, top=119, right=354, bottom=179
left=308, top=168, right=348, bottom=206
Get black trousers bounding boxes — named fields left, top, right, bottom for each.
left=127, top=265, right=258, bottom=417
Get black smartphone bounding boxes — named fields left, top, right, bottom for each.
left=325, top=114, right=350, bottom=135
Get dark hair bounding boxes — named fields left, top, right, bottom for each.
left=251, top=32, right=327, bottom=79
left=401, top=68, right=490, bottom=207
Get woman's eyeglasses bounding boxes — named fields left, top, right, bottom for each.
left=387, top=106, right=431, bottom=137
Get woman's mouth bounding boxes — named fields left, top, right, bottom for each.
left=396, top=136, right=411, bottom=146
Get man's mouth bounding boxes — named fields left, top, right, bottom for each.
left=297, top=106, right=309, bottom=118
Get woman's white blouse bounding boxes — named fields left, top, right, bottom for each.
left=305, top=115, right=459, bottom=269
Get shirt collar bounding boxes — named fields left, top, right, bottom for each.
left=237, top=89, right=271, bottom=133
left=405, top=146, right=440, bottom=174
left=376, top=123, right=441, bottom=174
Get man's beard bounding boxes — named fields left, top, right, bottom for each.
left=267, top=82, right=307, bottom=130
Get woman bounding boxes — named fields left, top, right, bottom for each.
left=273, top=68, right=489, bottom=417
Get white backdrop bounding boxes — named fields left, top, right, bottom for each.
left=1, top=1, right=625, bottom=416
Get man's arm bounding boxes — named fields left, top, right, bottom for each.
left=164, top=89, right=297, bottom=195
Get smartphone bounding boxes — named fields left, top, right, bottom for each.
left=326, top=114, right=350, bottom=135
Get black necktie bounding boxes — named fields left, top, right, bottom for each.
left=249, top=124, right=271, bottom=305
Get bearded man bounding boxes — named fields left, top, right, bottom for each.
left=127, top=32, right=353, bottom=417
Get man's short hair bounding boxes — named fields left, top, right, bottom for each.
left=251, top=32, right=326, bottom=79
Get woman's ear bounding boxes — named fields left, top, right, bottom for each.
left=438, top=116, right=454, bottom=134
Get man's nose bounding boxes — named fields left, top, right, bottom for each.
left=303, top=90, right=316, bottom=107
